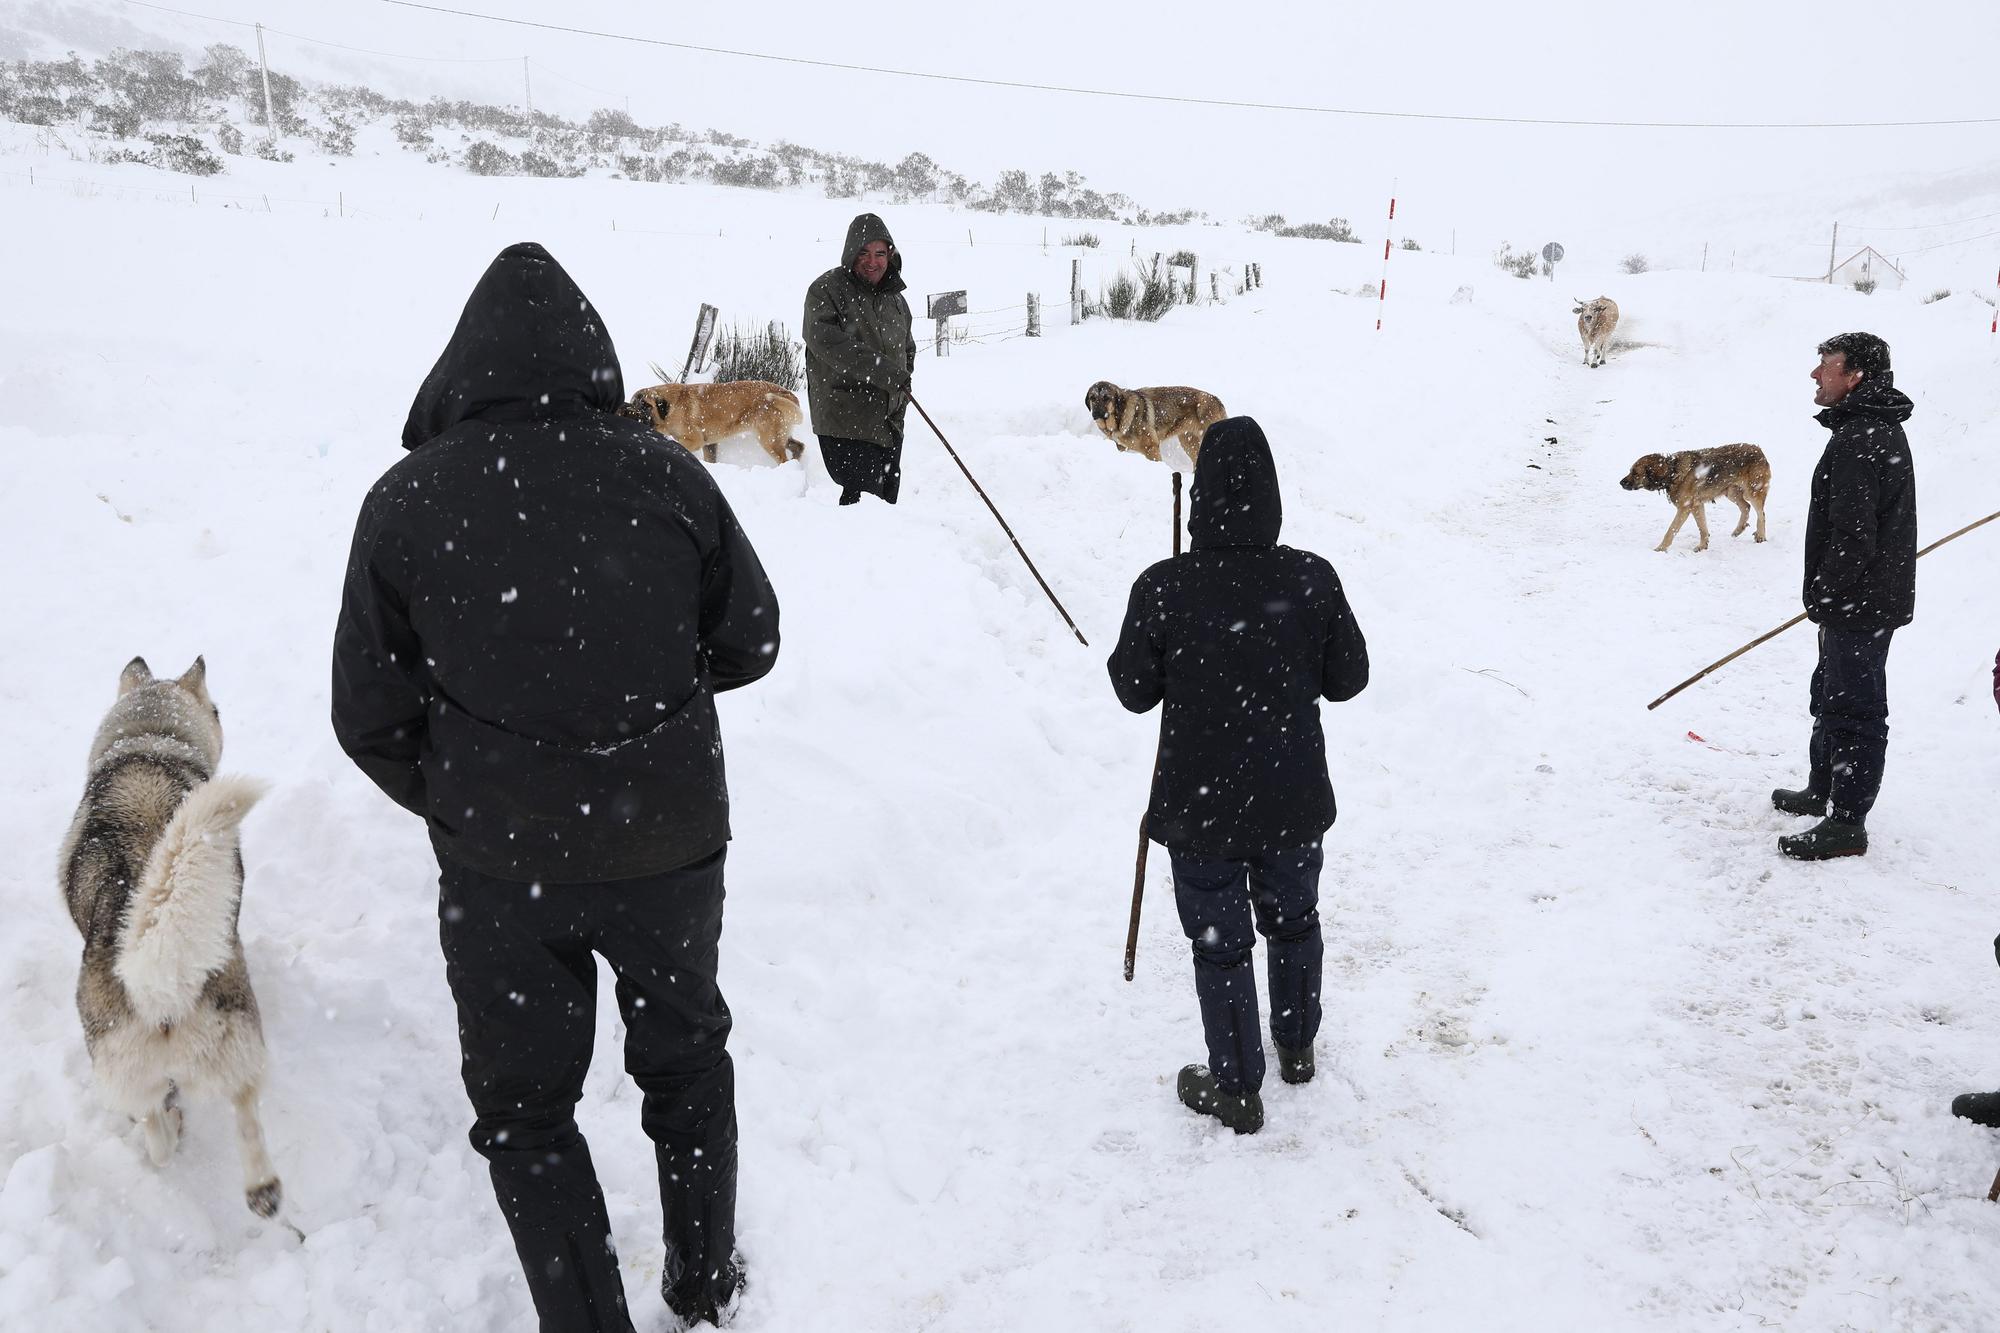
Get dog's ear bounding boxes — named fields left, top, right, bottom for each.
left=119, top=656, right=153, bottom=696
left=177, top=656, right=208, bottom=700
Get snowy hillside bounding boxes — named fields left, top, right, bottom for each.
left=3, top=135, right=1999, bottom=1333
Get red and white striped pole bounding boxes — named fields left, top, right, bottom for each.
left=1991, top=265, right=1998, bottom=336
left=1376, top=188, right=1396, bottom=332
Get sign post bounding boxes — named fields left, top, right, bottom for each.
left=1542, top=241, right=1565, bottom=282
left=679, top=303, right=718, bottom=382
left=927, top=290, right=967, bottom=358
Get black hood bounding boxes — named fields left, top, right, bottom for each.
left=1187, top=416, right=1282, bottom=549
left=402, top=242, right=624, bottom=451
left=840, top=213, right=906, bottom=294
left=1815, top=371, right=1914, bottom=432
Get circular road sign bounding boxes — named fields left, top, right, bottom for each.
left=1542, top=242, right=1565, bottom=264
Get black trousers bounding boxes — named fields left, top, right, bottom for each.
left=438, top=847, right=737, bottom=1333
left=1806, top=625, right=1894, bottom=825
left=1168, top=843, right=1325, bottom=1095
left=819, top=432, right=902, bottom=504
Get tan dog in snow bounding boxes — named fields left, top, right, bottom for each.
left=622, top=381, right=807, bottom=466
left=1083, top=381, right=1227, bottom=467
left=1619, top=443, right=1771, bottom=552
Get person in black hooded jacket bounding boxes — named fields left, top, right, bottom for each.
left=1108, top=417, right=1369, bottom=1133
left=331, top=242, right=776, bottom=1330
left=1772, top=331, right=1917, bottom=862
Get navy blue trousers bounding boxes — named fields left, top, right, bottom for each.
left=438, top=847, right=736, bottom=1333
left=1168, top=843, right=1325, bottom=1096
left=1806, top=626, right=1894, bottom=825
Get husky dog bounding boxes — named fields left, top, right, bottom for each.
left=57, top=656, right=281, bottom=1217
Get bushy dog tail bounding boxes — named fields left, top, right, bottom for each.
left=115, top=775, right=269, bottom=1027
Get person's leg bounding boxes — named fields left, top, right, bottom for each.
left=1168, top=851, right=1264, bottom=1094
left=1248, top=843, right=1324, bottom=1058
left=1806, top=628, right=1834, bottom=799
left=1820, top=626, right=1893, bottom=825
left=439, top=865, right=634, bottom=1333
left=877, top=440, right=903, bottom=505
left=594, top=847, right=741, bottom=1323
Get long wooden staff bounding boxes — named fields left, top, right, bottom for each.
left=1648, top=507, right=2000, bottom=711
left=908, top=394, right=1089, bottom=647
left=1125, top=471, right=1182, bottom=982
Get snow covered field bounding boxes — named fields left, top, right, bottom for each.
left=3, top=144, right=1999, bottom=1332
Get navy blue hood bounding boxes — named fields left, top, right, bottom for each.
left=1187, top=416, right=1282, bottom=549
left=402, top=242, right=624, bottom=450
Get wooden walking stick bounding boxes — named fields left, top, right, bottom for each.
left=1125, top=471, right=1182, bottom=982
left=908, top=394, right=1089, bottom=647
left=1647, top=507, right=2000, bottom=711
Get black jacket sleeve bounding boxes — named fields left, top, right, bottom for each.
left=1320, top=572, right=1370, bottom=703
left=1805, top=447, right=1880, bottom=616
left=699, top=491, right=780, bottom=693
left=330, top=493, right=431, bottom=817
left=1107, top=570, right=1166, bottom=713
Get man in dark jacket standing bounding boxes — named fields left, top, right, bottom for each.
left=1108, top=417, right=1369, bottom=1133
left=1773, top=331, right=1916, bottom=861
left=332, top=243, right=778, bottom=1331
left=803, top=213, right=916, bottom=505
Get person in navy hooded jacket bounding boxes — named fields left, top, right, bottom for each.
left=1108, top=416, right=1369, bottom=1133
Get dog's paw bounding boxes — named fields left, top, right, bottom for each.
left=246, top=1178, right=283, bottom=1218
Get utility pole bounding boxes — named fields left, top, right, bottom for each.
left=1825, top=221, right=1839, bottom=283
left=254, top=23, right=277, bottom=142
left=522, top=57, right=534, bottom=133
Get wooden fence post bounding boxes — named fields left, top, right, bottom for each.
left=1071, top=258, right=1083, bottom=324
left=1026, top=293, right=1040, bottom=337
left=1211, top=272, right=1219, bottom=301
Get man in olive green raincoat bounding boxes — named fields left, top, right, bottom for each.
left=803, top=213, right=916, bottom=505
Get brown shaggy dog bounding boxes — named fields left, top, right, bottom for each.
left=621, top=381, right=807, bottom=466
left=1619, top=443, right=1771, bottom=552
left=1083, top=381, right=1226, bottom=467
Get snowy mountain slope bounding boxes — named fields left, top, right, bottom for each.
left=2, top=145, right=1998, bottom=1332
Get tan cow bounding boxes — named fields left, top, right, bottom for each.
left=1572, top=296, right=1620, bottom=368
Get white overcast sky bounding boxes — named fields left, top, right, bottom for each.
left=7, top=0, right=2000, bottom=250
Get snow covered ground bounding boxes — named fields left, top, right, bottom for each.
left=3, top=143, right=1999, bottom=1332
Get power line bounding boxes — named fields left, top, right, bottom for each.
left=1853, top=207, right=2000, bottom=234
left=379, top=0, right=2000, bottom=130
left=121, top=0, right=519, bottom=63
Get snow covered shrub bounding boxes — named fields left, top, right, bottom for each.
left=1274, top=217, right=1357, bottom=241
left=1853, top=277, right=1877, bottom=295
left=394, top=114, right=431, bottom=149
left=254, top=137, right=293, bottom=163
left=1063, top=231, right=1101, bottom=247
left=1923, top=288, right=1950, bottom=303
left=465, top=140, right=519, bottom=175
left=1621, top=253, right=1650, bottom=274
left=1494, top=243, right=1538, bottom=279
left=1401, top=238, right=1422, bottom=251
left=1132, top=268, right=1177, bottom=321
left=1100, top=271, right=1138, bottom=319
left=712, top=155, right=781, bottom=189
left=215, top=121, right=243, bottom=155
left=311, top=116, right=356, bottom=156
left=1167, top=249, right=1198, bottom=269
left=123, top=132, right=224, bottom=175
left=709, top=323, right=803, bottom=391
